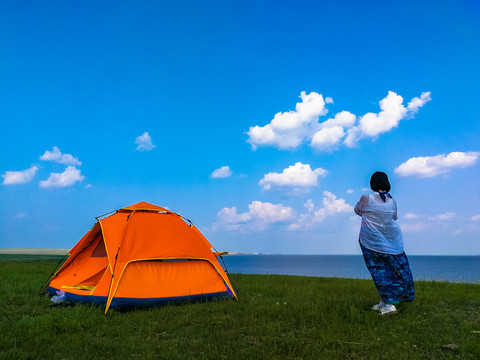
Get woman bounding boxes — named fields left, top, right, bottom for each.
left=355, top=171, right=415, bottom=315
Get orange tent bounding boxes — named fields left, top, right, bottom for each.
left=42, top=202, right=237, bottom=312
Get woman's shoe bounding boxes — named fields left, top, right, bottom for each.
left=379, top=304, right=397, bottom=315
left=371, top=301, right=385, bottom=311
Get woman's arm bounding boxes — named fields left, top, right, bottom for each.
left=354, top=195, right=368, bottom=216
left=393, top=199, right=398, bottom=221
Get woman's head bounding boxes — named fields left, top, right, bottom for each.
left=370, top=171, right=391, bottom=192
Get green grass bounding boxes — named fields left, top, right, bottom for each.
left=1, top=255, right=479, bottom=359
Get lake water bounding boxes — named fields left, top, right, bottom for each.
left=222, top=255, right=480, bottom=284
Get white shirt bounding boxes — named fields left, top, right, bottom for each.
left=354, top=193, right=404, bottom=255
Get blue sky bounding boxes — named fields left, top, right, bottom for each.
left=1, top=0, right=479, bottom=255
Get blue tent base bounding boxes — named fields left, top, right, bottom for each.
left=46, top=286, right=232, bottom=310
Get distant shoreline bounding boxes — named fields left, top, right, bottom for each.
left=0, top=249, right=478, bottom=256
left=0, top=249, right=69, bottom=255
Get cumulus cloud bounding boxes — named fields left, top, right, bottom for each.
left=259, top=162, right=327, bottom=191
left=214, top=192, right=354, bottom=232
left=2, top=165, right=39, bottom=185
left=407, top=92, right=432, bottom=115
left=39, top=166, right=85, bottom=188
left=311, top=126, right=345, bottom=151
left=320, top=111, right=357, bottom=129
left=394, top=151, right=480, bottom=178
left=288, top=191, right=353, bottom=230
left=214, top=201, right=295, bottom=231
left=249, top=201, right=295, bottom=223
left=247, top=90, right=431, bottom=151
left=211, top=166, right=232, bottom=179
left=40, top=147, right=82, bottom=166
left=247, top=91, right=328, bottom=150
left=215, top=206, right=252, bottom=230
left=135, top=132, right=155, bottom=151
left=344, top=91, right=431, bottom=147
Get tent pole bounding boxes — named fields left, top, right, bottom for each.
left=37, top=253, right=69, bottom=295
left=95, top=210, right=117, bottom=221
left=105, top=246, right=121, bottom=311
left=104, top=211, right=134, bottom=313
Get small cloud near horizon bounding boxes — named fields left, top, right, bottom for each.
left=214, top=200, right=295, bottom=232
left=213, top=191, right=352, bottom=232
left=400, top=211, right=462, bottom=234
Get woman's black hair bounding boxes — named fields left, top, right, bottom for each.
left=370, top=171, right=391, bottom=192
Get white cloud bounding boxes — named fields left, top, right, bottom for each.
left=407, top=92, right=432, bottom=115
left=2, top=165, right=39, bottom=185
left=259, top=162, right=327, bottom=191
left=471, top=215, right=480, bottom=222
left=321, top=111, right=356, bottom=129
left=311, top=126, right=345, bottom=151
left=395, top=151, right=480, bottom=178
left=401, top=211, right=458, bottom=233
left=40, top=147, right=82, bottom=166
left=135, top=132, right=155, bottom=151
left=346, top=189, right=354, bottom=194
left=400, top=222, right=429, bottom=233
left=211, top=166, right=232, bottom=179
left=289, top=191, right=353, bottom=230
left=214, top=206, right=252, bottom=230
left=248, top=201, right=295, bottom=223
left=434, top=212, right=456, bottom=221
left=344, top=91, right=431, bottom=147
left=343, top=127, right=362, bottom=148
left=247, top=91, right=328, bottom=150
left=404, top=211, right=457, bottom=222
left=39, top=166, right=85, bottom=188
left=247, top=90, right=431, bottom=151
left=404, top=212, right=420, bottom=220
left=214, top=201, right=295, bottom=231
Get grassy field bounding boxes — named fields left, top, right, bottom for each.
left=1, top=255, right=479, bottom=360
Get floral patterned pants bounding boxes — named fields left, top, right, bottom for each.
left=360, top=243, right=415, bottom=304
